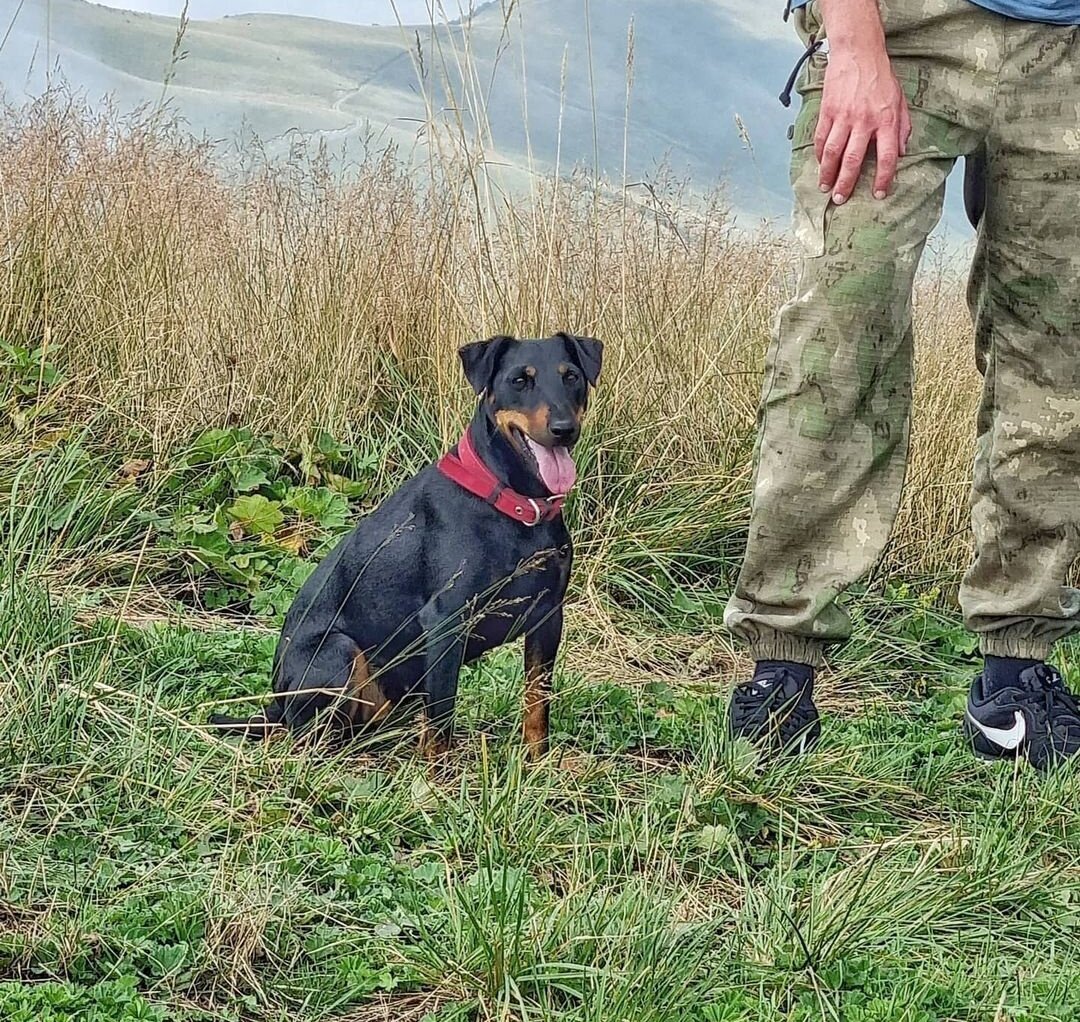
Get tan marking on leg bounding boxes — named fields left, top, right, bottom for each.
left=523, top=642, right=551, bottom=759
left=419, top=718, right=451, bottom=759
left=358, top=676, right=392, bottom=725
left=343, top=652, right=391, bottom=725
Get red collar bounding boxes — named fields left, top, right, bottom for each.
left=437, top=428, right=566, bottom=526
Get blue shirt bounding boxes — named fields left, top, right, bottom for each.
left=790, top=0, right=1080, bottom=22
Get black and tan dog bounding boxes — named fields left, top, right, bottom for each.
left=210, top=333, right=602, bottom=758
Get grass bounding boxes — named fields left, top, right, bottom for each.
left=4, top=86, right=1080, bottom=1022
left=8, top=441, right=1080, bottom=1022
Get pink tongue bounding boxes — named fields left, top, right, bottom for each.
left=525, top=438, right=577, bottom=494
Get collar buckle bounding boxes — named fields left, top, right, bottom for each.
left=516, top=498, right=544, bottom=526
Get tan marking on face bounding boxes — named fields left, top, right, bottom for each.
left=524, top=365, right=537, bottom=379
left=527, top=406, right=549, bottom=436
left=495, top=409, right=530, bottom=435
left=495, top=407, right=550, bottom=443
left=523, top=642, right=551, bottom=759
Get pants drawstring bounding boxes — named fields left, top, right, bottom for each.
left=780, top=36, right=823, bottom=107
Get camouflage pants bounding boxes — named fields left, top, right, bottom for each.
left=725, top=0, right=1080, bottom=666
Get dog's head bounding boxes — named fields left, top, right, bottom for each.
left=459, top=332, right=603, bottom=494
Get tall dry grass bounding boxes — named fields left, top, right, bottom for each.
left=0, top=89, right=980, bottom=618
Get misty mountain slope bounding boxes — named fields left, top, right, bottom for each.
left=2, top=0, right=972, bottom=232
left=3, top=0, right=801, bottom=215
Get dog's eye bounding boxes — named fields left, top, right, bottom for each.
left=563, top=370, right=579, bottom=384
left=510, top=374, right=530, bottom=390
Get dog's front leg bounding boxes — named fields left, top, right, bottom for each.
left=417, top=596, right=468, bottom=759
left=523, top=607, right=562, bottom=760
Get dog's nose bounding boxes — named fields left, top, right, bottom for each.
left=549, top=419, right=579, bottom=444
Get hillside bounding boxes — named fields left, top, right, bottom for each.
left=1, top=0, right=971, bottom=231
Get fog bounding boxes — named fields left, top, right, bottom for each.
left=86, top=1, right=489, bottom=24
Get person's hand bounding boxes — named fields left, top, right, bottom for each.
left=813, top=30, right=912, bottom=204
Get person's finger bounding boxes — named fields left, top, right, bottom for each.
left=873, top=127, right=899, bottom=199
left=831, top=130, right=871, bottom=203
left=814, top=110, right=834, bottom=169
left=817, top=120, right=852, bottom=193
left=899, top=100, right=913, bottom=157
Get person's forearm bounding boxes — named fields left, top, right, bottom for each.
left=819, top=0, right=887, bottom=56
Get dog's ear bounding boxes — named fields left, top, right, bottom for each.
left=558, top=332, right=604, bottom=387
left=459, top=335, right=514, bottom=396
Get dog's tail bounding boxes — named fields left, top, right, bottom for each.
left=208, top=701, right=284, bottom=740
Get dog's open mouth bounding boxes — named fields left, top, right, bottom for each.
left=515, top=431, right=577, bottom=494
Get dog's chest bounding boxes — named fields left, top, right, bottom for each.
left=462, top=540, right=570, bottom=652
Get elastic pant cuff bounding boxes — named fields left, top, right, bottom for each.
left=979, top=634, right=1055, bottom=661
left=747, top=631, right=826, bottom=669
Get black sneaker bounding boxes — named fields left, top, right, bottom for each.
left=728, top=666, right=821, bottom=757
left=964, top=663, right=1080, bottom=772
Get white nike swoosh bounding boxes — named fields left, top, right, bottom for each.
left=966, top=708, right=1026, bottom=750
